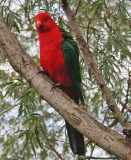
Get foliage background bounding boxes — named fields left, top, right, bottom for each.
left=0, top=0, right=130, bottom=159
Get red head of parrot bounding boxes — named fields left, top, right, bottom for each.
left=35, top=13, right=59, bottom=33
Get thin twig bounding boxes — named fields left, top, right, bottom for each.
left=109, top=72, right=130, bottom=128
left=103, top=107, right=117, bottom=124
left=105, top=115, right=116, bottom=119
left=0, top=103, right=19, bottom=116
left=86, top=19, right=92, bottom=43
left=40, top=132, right=65, bottom=160
left=17, top=0, right=25, bottom=9
left=14, top=33, right=38, bottom=40
left=85, top=140, right=92, bottom=146
left=89, top=143, right=96, bottom=160
left=102, top=108, right=110, bottom=124
left=121, top=72, right=130, bottom=113
left=79, top=156, right=119, bottom=160
left=75, top=0, right=82, bottom=16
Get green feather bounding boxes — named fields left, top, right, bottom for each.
left=61, top=28, right=84, bottom=103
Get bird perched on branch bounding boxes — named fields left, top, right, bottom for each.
left=35, top=12, right=85, bottom=155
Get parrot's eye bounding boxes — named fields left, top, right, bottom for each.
left=45, top=18, right=48, bottom=21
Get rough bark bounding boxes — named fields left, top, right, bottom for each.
left=0, top=15, right=130, bottom=160
left=60, top=0, right=131, bottom=131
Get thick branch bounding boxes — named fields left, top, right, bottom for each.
left=0, top=15, right=130, bottom=160
left=60, top=0, right=131, bottom=130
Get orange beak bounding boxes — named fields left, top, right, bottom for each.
left=36, top=20, right=43, bottom=29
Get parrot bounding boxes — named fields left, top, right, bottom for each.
left=35, top=12, right=85, bottom=155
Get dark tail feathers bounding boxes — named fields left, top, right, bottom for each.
left=65, top=121, right=85, bottom=155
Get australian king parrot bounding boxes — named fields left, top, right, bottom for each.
left=35, top=12, right=85, bottom=155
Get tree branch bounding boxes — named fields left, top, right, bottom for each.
left=14, top=33, right=38, bottom=40
left=121, top=72, right=130, bottom=113
left=60, top=0, right=131, bottom=131
left=74, top=0, right=81, bottom=16
left=124, top=106, right=131, bottom=116
left=109, top=73, right=130, bottom=128
left=0, top=103, right=19, bottom=116
left=0, top=14, right=130, bottom=160
left=79, top=156, right=120, bottom=160
left=40, top=132, right=64, bottom=160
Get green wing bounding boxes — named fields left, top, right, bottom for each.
left=61, top=29, right=84, bottom=103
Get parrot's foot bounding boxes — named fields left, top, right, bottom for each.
left=37, top=70, right=49, bottom=77
left=50, top=83, right=63, bottom=92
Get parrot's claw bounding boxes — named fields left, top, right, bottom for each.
left=37, top=70, right=49, bottom=77
left=50, top=83, right=62, bottom=92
